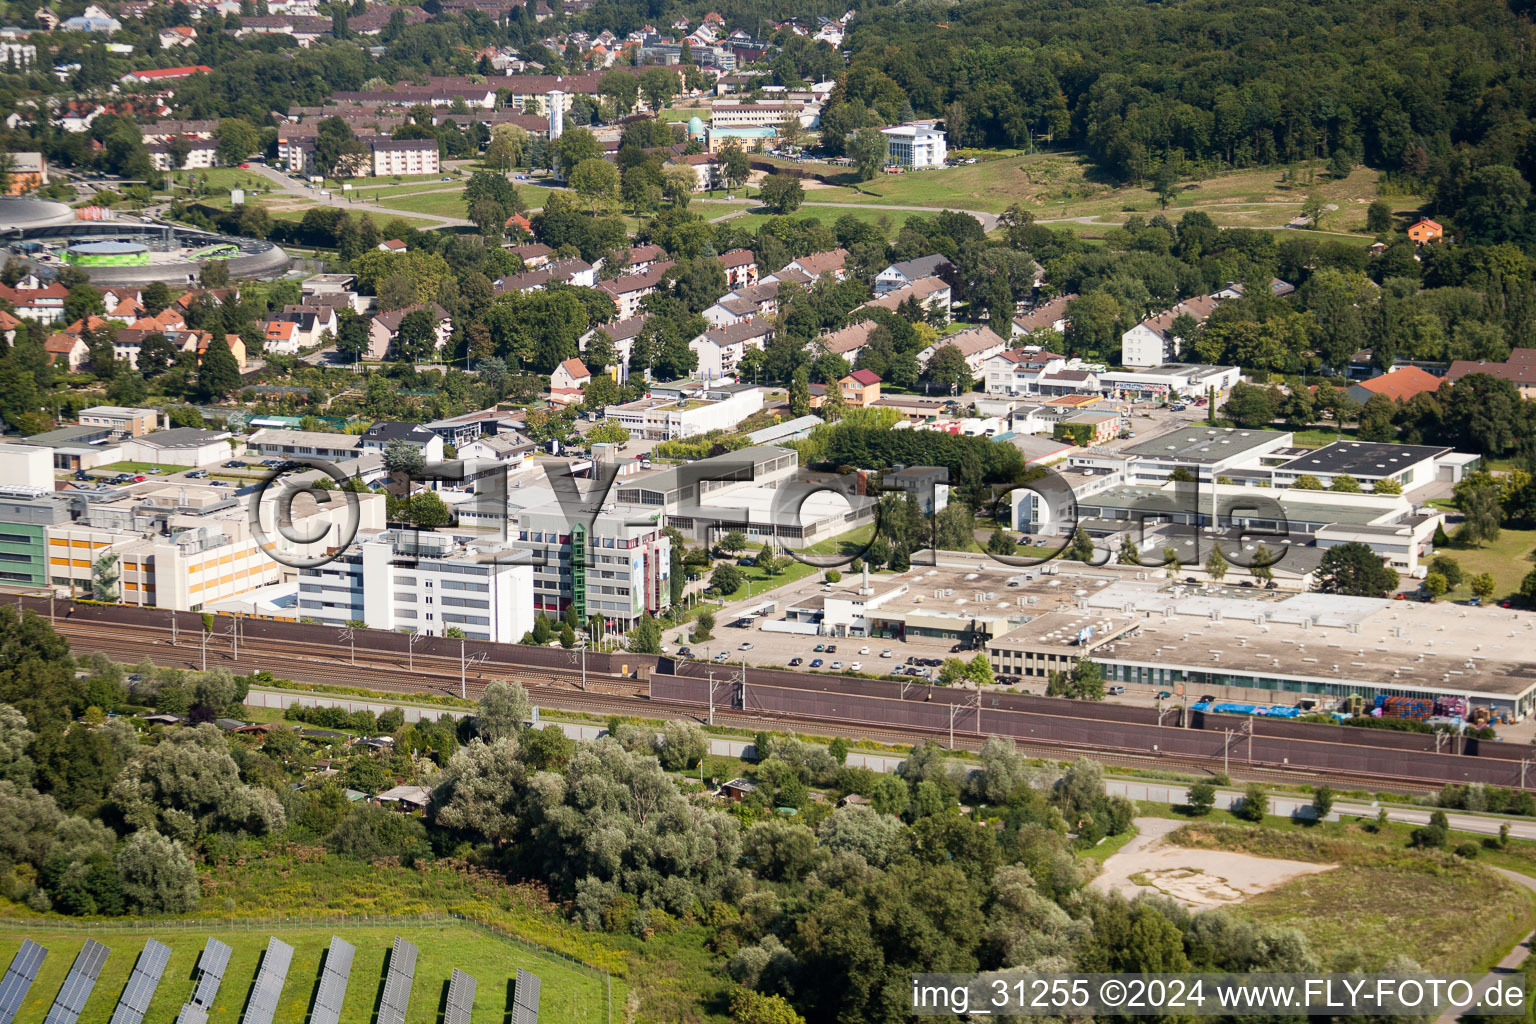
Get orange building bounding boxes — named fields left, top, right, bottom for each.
left=1407, top=217, right=1443, bottom=244
left=838, top=369, right=883, bottom=407
left=5, top=153, right=46, bottom=195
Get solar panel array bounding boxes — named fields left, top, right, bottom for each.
left=42, top=939, right=110, bottom=1024
left=511, top=969, right=540, bottom=1024
left=444, top=969, right=475, bottom=1024
left=109, top=940, right=172, bottom=1024
left=308, top=937, right=355, bottom=1024
left=240, top=938, right=293, bottom=1024
left=0, top=940, right=48, bottom=1024
left=375, top=937, right=418, bottom=1024
left=176, top=938, right=233, bottom=1024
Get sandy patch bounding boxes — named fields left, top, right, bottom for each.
left=1093, top=818, right=1337, bottom=907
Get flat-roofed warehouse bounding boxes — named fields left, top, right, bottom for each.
left=985, top=579, right=1536, bottom=715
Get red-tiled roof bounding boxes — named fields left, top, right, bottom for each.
left=1354, top=366, right=1443, bottom=401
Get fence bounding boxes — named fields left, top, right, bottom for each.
left=0, top=911, right=614, bottom=1023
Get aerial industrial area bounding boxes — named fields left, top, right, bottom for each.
left=1, top=0, right=1536, bottom=1019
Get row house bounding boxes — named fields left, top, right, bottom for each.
left=0, top=279, right=68, bottom=323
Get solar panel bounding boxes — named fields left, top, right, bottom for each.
left=0, top=940, right=49, bottom=1024
left=308, top=937, right=355, bottom=1024
left=109, top=940, right=172, bottom=1024
left=177, top=938, right=232, bottom=1024
left=510, top=969, right=540, bottom=1024
left=239, top=938, right=293, bottom=1024
left=375, top=937, right=418, bottom=1024
left=42, top=938, right=110, bottom=1024
left=444, top=969, right=475, bottom=1024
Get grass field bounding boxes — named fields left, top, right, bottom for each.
left=761, top=153, right=1419, bottom=234
left=1168, top=823, right=1534, bottom=972
left=1432, top=527, right=1536, bottom=601
left=0, top=921, right=607, bottom=1024
left=724, top=203, right=926, bottom=237
left=258, top=205, right=440, bottom=232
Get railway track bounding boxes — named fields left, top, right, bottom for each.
left=56, top=618, right=1448, bottom=792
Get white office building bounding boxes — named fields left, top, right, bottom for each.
left=881, top=125, right=946, bottom=168
left=298, top=529, right=534, bottom=641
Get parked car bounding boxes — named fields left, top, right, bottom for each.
left=1198, top=695, right=1215, bottom=703
left=713, top=651, right=729, bottom=662
left=830, top=661, right=843, bottom=670
left=186, top=470, right=207, bottom=479
left=738, top=641, right=753, bottom=651
left=880, top=648, right=893, bottom=658
left=131, top=474, right=146, bottom=482
left=677, top=647, right=693, bottom=658
left=814, top=643, right=826, bottom=652
left=810, top=658, right=823, bottom=668
left=224, top=461, right=245, bottom=468
left=859, top=646, right=870, bottom=655
left=1107, top=685, right=1125, bottom=695
left=146, top=467, right=164, bottom=475
left=1156, top=690, right=1173, bottom=700
left=825, top=644, right=838, bottom=654
left=789, top=657, right=803, bottom=666
left=849, top=662, right=862, bottom=672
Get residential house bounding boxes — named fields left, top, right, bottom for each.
left=360, top=422, right=445, bottom=463
left=702, top=280, right=780, bottom=326
left=919, top=325, right=1009, bottom=375
left=508, top=242, right=553, bottom=267
left=1407, top=218, right=1444, bottom=244
left=269, top=304, right=337, bottom=348
left=666, top=152, right=719, bottom=191
left=0, top=280, right=67, bottom=323
left=813, top=320, right=880, bottom=366
left=493, top=257, right=595, bottom=294
left=1346, top=366, right=1445, bottom=406
left=378, top=239, right=407, bottom=253
left=44, top=332, right=93, bottom=371
left=1120, top=294, right=1221, bottom=368
left=718, top=248, right=757, bottom=288
left=580, top=315, right=649, bottom=382
left=690, top=319, right=773, bottom=379
left=838, top=369, right=881, bottom=407
left=1447, top=348, right=1536, bottom=398
left=875, top=255, right=953, bottom=295
left=158, top=25, right=196, bottom=46
left=1011, top=293, right=1076, bottom=337
left=0, top=310, right=17, bottom=344
left=982, top=349, right=1067, bottom=396
left=367, top=304, right=451, bottom=360
left=458, top=430, right=536, bottom=466
left=776, top=248, right=846, bottom=283
left=598, top=260, right=674, bottom=320
left=860, top=276, right=951, bottom=321
left=263, top=320, right=300, bottom=356
left=549, top=357, right=592, bottom=403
